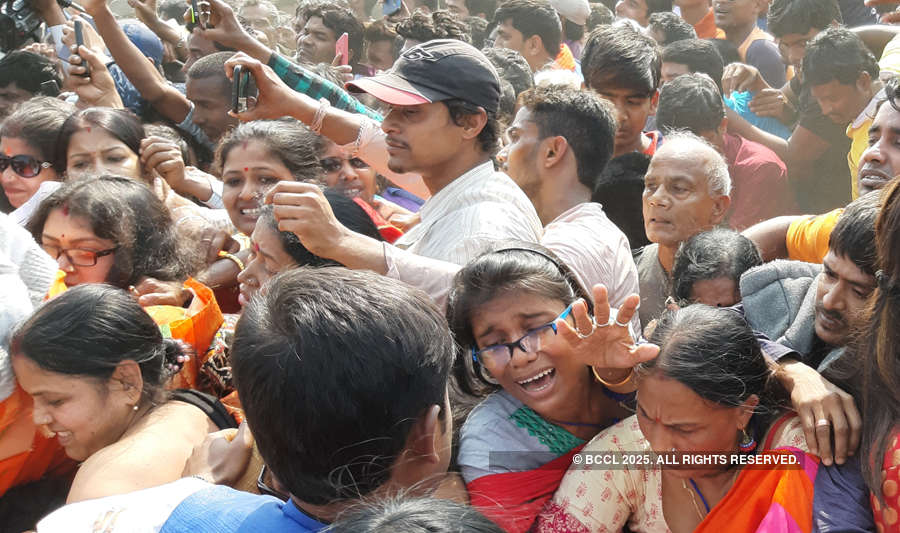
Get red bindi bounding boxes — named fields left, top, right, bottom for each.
left=244, top=167, right=249, bottom=172
left=85, top=127, right=91, bottom=133
left=61, top=203, right=69, bottom=216
left=253, top=242, right=260, bottom=252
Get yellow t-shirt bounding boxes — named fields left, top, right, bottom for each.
left=786, top=208, right=843, bottom=263
left=847, top=116, right=871, bottom=200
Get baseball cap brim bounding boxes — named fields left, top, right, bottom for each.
left=346, top=73, right=435, bottom=106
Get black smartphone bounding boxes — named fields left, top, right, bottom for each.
left=232, top=65, right=251, bottom=113
left=190, top=0, right=206, bottom=30
left=73, top=20, right=90, bottom=77
left=39, top=79, right=61, bottom=97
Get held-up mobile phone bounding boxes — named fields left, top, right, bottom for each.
left=232, top=65, right=251, bottom=113
left=335, top=33, right=349, bottom=66
left=73, top=20, right=90, bottom=77
left=190, top=0, right=206, bottom=30
left=383, top=0, right=402, bottom=17
left=40, top=79, right=61, bottom=97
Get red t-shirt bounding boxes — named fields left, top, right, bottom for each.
left=721, top=132, right=797, bottom=230
left=642, top=131, right=660, bottom=156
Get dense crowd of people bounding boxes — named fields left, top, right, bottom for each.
left=2, top=0, right=900, bottom=530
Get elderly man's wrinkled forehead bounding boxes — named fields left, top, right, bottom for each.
left=649, top=135, right=730, bottom=195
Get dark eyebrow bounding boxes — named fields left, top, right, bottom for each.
left=67, top=237, right=109, bottom=245
left=474, top=311, right=558, bottom=342
left=849, top=279, right=875, bottom=291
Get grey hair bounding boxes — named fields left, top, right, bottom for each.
left=657, top=130, right=731, bottom=197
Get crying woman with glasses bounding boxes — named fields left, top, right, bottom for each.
left=446, top=243, right=657, bottom=532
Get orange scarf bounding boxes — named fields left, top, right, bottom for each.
left=555, top=43, right=576, bottom=72
left=695, top=448, right=818, bottom=533
left=46, top=276, right=224, bottom=392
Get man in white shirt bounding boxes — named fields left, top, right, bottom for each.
left=240, top=60, right=639, bottom=324
left=383, top=85, right=641, bottom=329
left=229, top=39, right=542, bottom=265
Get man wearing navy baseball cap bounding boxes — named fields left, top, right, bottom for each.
left=230, top=39, right=542, bottom=266
left=340, top=39, right=542, bottom=263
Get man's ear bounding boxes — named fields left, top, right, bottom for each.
left=542, top=135, right=569, bottom=169
left=856, top=71, right=872, bottom=94
left=388, top=403, right=447, bottom=493
left=710, top=194, right=732, bottom=225
left=110, top=360, right=144, bottom=406
left=525, top=34, right=544, bottom=58
left=649, top=89, right=660, bottom=117
left=459, top=107, right=489, bottom=141
left=405, top=404, right=442, bottom=464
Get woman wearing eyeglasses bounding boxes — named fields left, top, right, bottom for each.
left=317, top=137, right=379, bottom=206
left=315, top=137, right=423, bottom=243
left=27, top=176, right=194, bottom=290
left=23, top=176, right=230, bottom=394
left=446, top=244, right=655, bottom=532
left=0, top=98, right=73, bottom=213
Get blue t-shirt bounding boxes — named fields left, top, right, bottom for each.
left=160, top=485, right=327, bottom=532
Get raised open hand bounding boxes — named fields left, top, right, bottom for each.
left=556, top=285, right=659, bottom=372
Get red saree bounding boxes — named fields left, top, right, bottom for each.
left=468, top=445, right=585, bottom=533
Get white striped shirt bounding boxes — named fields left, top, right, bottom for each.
left=391, top=161, right=543, bottom=264
left=385, top=202, right=642, bottom=333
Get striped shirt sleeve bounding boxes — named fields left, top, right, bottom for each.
left=266, top=54, right=382, bottom=121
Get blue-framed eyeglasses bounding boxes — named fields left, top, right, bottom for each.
left=471, top=303, right=574, bottom=369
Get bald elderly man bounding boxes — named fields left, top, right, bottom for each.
left=633, top=131, right=732, bottom=326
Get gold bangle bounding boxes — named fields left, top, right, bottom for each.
left=217, top=250, right=245, bottom=271
left=592, top=366, right=634, bottom=388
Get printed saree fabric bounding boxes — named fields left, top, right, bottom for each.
left=537, top=414, right=816, bottom=533
left=460, top=391, right=588, bottom=532
left=872, top=431, right=900, bottom=533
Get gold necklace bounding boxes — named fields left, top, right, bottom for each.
left=681, top=480, right=705, bottom=520
left=681, top=470, right=740, bottom=521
